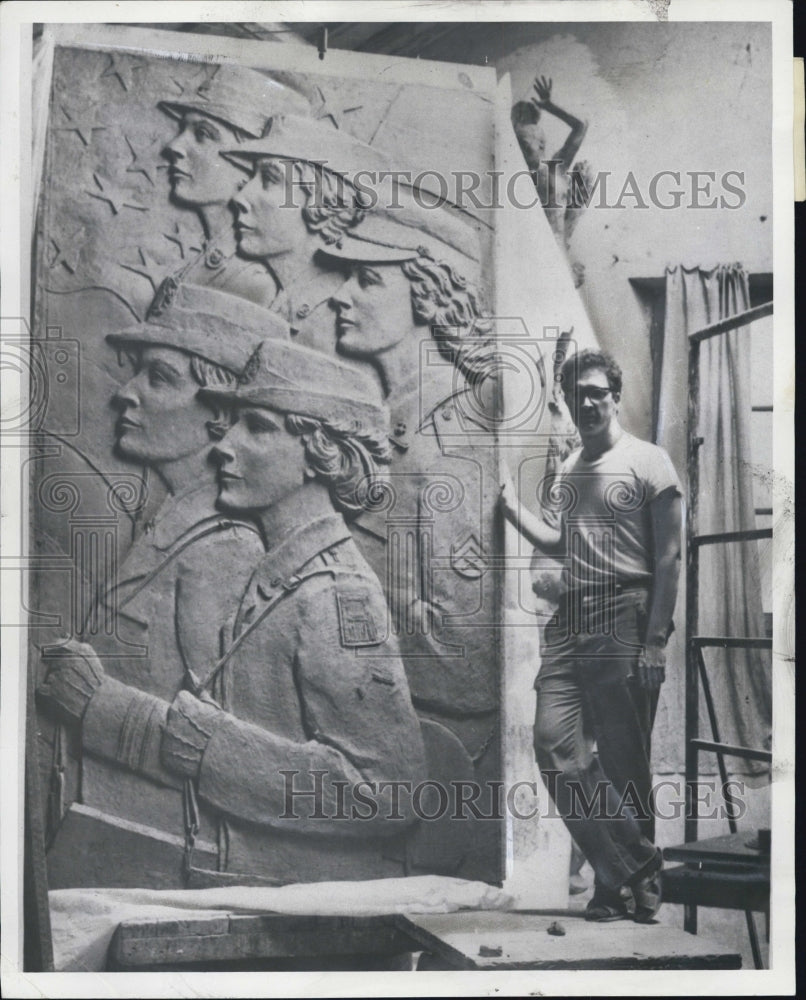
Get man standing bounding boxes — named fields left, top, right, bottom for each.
left=501, top=349, right=682, bottom=922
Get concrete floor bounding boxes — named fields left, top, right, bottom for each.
left=567, top=773, right=771, bottom=970
left=567, top=861, right=768, bottom=970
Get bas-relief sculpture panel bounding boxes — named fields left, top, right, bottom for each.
left=32, top=37, right=503, bottom=889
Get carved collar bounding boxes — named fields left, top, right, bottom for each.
left=387, top=392, right=415, bottom=454
left=178, top=224, right=238, bottom=276
left=172, top=226, right=278, bottom=303
left=251, top=511, right=352, bottom=599
left=139, top=480, right=222, bottom=551
left=270, top=268, right=342, bottom=334
left=386, top=371, right=471, bottom=455
left=421, top=384, right=495, bottom=444
left=110, top=480, right=229, bottom=589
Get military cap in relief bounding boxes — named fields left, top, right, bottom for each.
left=159, top=64, right=311, bottom=139
left=200, top=337, right=388, bottom=434
left=223, top=113, right=392, bottom=184
left=107, top=281, right=290, bottom=375
left=319, top=187, right=482, bottom=283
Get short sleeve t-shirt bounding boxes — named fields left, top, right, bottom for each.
left=548, top=432, right=682, bottom=590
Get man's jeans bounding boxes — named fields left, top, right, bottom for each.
left=534, top=588, right=660, bottom=891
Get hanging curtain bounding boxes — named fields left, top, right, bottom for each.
left=654, top=264, right=771, bottom=778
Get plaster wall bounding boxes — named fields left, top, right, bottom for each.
left=495, top=20, right=773, bottom=438
left=406, top=20, right=773, bottom=438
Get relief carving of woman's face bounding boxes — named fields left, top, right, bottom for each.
left=232, top=158, right=310, bottom=260
left=162, top=111, right=245, bottom=208
left=213, top=406, right=306, bottom=512
left=329, top=262, right=415, bottom=359
left=112, top=345, right=213, bottom=466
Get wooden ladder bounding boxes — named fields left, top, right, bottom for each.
left=682, top=300, right=773, bottom=969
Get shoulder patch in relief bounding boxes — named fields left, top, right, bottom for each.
left=336, top=587, right=380, bottom=647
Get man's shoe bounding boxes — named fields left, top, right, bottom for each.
left=629, top=851, right=663, bottom=923
left=584, top=884, right=634, bottom=922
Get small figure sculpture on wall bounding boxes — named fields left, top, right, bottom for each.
left=511, top=75, right=594, bottom=287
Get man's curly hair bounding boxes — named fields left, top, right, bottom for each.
left=560, top=349, right=623, bottom=398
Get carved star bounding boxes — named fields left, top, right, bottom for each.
left=48, top=227, right=86, bottom=273
left=313, top=86, right=363, bottom=130
left=100, top=52, right=145, bottom=92
left=119, top=247, right=169, bottom=291
left=168, top=64, right=211, bottom=100
left=54, top=104, right=107, bottom=146
left=162, top=221, right=202, bottom=260
left=124, top=134, right=159, bottom=186
left=86, top=173, right=148, bottom=215
left=194, top=65, right=222, bottom=102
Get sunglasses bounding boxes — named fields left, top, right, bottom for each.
left=564, top=386, right=613, bottom=403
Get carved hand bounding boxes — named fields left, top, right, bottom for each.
left=37, top=638, right=105, bottom=724
left=161, top=689, right=222, bottom=780
left=532, top=75, right=553, bottom=107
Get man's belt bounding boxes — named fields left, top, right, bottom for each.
left=566, top=579, right=650, bottom=600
